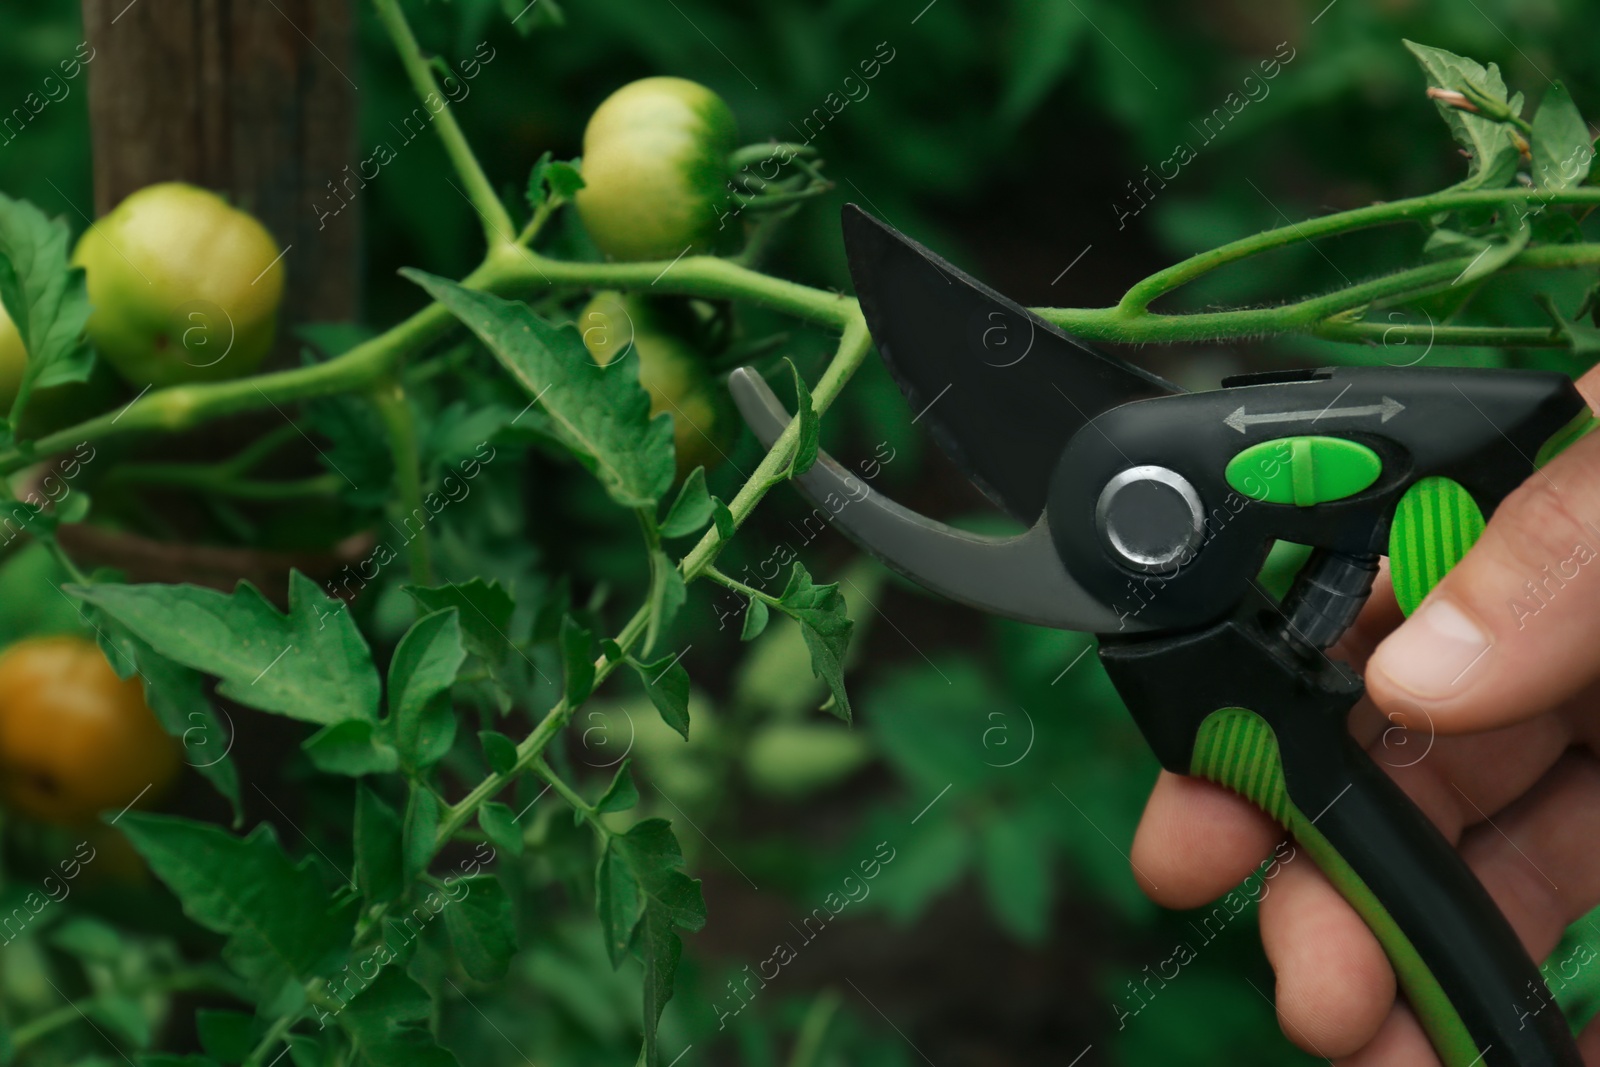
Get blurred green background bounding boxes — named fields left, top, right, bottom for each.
left=3, top=1, right=1600, bottom=1064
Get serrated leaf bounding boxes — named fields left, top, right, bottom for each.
left=118, top=814, right=350, bottom=991
left=405, top=271, right=674, bottom=508
left=341, top=969, right=459, bottom=1067
left=479, top=801, right=525, bottom=856
left=479, top=730, right=518, bottom=775
left=303, top=720, right=400, bottom=777
left=740, top=597, right=769, bottom=641
left=597, top=759, right=640, bottom=814
left=594, top=820, right=706, bottom=1066
left=630, top=653, right=690, bottom=739
left=561, top=615, right=595, bottom=704
left=356, top=785, right=404, bottom=904
left=0, top=193, right=92, bottom=426
left=785, top=360, right=820, bottom=478
left=403, top=786, right=440, bottom=885
left=95, top=618, right=242, bottom=822
left=303, top=390, right=394, bottom=510
left=659, top=467, right=713, bottom=538
left=442, top=875, right=517, bottom=981
left=74, top=572, right=380, bottom=725
left=1532, top=81, right=1592, bottom=190
left=1404, top=41, right=1522, bottom=191
left=389, top=609, right=465, bottom=769
left=777, top=564, right=854, bottom=722
left=644, top=551, right=686, bottom=656
left=406, top=579, right=516, bottom=666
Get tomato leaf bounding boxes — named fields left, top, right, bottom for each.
left=525, top=150, right=584, bottom=210
left=73, top=571, right=380, bottom=726
left=597, top=759, right=640, bottom=814
left=593, top=819, right=706, bottom=1067
left=1532, top=81, right=1592, bottom=190
left=341, top=968, right=460, bottom=1067
left=659, top=467, right=713, bottom=538
left=404, top=271, right=675, bottom=508
left=478, top=730, right=518, bottom=775
left=979, top=818, right=1052, bottom=944
left=560, top=615, right=595, bottom=704
left=711, top=498, right=735, bottom=540
left=405, top=579, right=517, bottom=667
left=389, top=609, right=465, bottom=770
left=784, top=359, right=820, bottom=478
left=776, top=563, right=854, bottom=722
left=629, top=652, right=691, bottom=740
left=478, top=801, right=525, bottom=856
left=118, top=814, right=351, bottom=992
left=1404, top=41, right=1522, bottom=191
left=402, top=784, right=441, bottom=886
left=355, top=785, right=404, bottom=904
left=999, top=2, right=1088, bottom=125
left=303, top=720, right=400, bottom=777
left=643, top=549, right=686, bottom=656
left=443, top=874, right=517, bottom=981
left=0, top=192, right=94, bottom=425
left=740, top=597, right=770, bottom=642
left=95, top=617, right=243, bottom=825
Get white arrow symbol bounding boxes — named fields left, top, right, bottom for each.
left=1224, top=396, right=1404, bottom=433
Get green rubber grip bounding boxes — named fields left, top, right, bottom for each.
left=1191, top=707, right=1579, bottom=1066
left=1388, top=410, right=1599, bottom=616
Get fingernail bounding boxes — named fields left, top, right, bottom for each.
left=1368, top=598, right=1493, bottom=699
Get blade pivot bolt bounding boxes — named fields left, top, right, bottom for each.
left=1095, top=466, right=1205, bottom=574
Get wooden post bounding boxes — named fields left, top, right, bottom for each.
left=79, top=0, right=361, bottom=331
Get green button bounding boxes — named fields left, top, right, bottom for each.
left=1225, top=436, right=1382, bottom=506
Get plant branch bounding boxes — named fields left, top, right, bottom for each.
left=434, top=311, right=871, bottom=846
left=371, top=0, right=516, bottom=247
left=1114, top=186, right=1600, bottom=313
left=370, top=379, right=433, bottom=585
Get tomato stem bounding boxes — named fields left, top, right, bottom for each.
left=371, top=0, right=516, bottom=249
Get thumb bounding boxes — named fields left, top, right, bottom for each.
left=1366, top=384, right=1600, bottom=733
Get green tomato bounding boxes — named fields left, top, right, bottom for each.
left=72, top=182, right=286, bottom=388
left=0, top=300, right=24, bottom=410
left=579, top=291, right=733, bottom=476
left=575, top=77, right=739, bottom=262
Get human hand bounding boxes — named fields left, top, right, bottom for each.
left=1131, top=368, right=1600, bottom=1064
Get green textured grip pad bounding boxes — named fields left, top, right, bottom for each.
left=1388, top=477, right=1485, bottom=617
left=1389, top=412, right=1598, bottom=616
left=1191, top=708, right=1481, bottom=1067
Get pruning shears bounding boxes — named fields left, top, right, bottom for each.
left=730, top=206, right=1595, bottom=1067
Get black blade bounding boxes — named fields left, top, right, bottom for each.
left=844, top=204, right=1181, bottom=523
left=729, top=369, right=1149, bottom=633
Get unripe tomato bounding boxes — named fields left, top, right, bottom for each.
left=0, top=300, right=24, bottom=407
left=72, top=182, right=286, bottom=389
left=575, top=77, right=739, bottom=262
left=0, top=635, right=179, bottom=824
left=579, top=291, right=732, bottom=475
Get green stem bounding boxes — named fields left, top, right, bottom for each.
left=532, top=757, right=608, bottom=835
left=1037, top=243, right=1600, bottom=345
left=1313, top=320, right=1564, bottom=348
left=1115, top=186, right=1600, bottom=312
left=106, top=464, right=342, bottom=501
left=243, top=1009, right=301, bottom=1067
left=370, top=0, right=516, bottom=247
left=433, top=311, right=872, bottom=846
left=370, top=379, right=433, bottom=585
left=703, top=564, right=783, bottom=606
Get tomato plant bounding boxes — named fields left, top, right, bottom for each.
left=1, top=6, right=1600, bottom=1067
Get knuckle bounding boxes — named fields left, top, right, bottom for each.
left=1480, top=475, right=1598, bottom=593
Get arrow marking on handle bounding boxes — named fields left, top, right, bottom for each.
left=1224, top=396, right=1404, bottom=433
